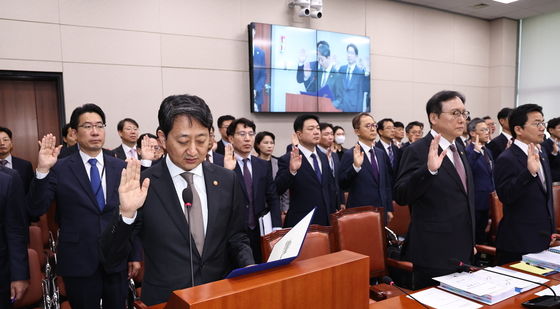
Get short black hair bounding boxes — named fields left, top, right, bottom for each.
left=548, top=117, right=560, bottom=132
left=425, top=90, right=465, bottom=127
left=482, top=116, right=491, bottom=120
left=351, top=113, right=372, bottom=130
left=467, top=117, right=485, bottom=133
left=136, top=133, right=157, bottom=149
left=333, top=126, right=345, bottom=134
left=293, top=114, right=320, bottom=132
left=61, top=123, right=71, bottom=138
left=157, top=94, right=213, bottom=137
left=226, top=118, right=256, bottom=136
left=317, top=44, right=330, bottom=58
left=508, top=104, right=543, bottom=139
left=254, top=131, right=276, bottom=154
left=405, top=121, right=424, bottom=133
left=117, top=118, right=139, bottom=131
left=317, top=40, right=329, bottom=48
left=376, top=118, right=394, bottom=132
left=497, top=107, right=513, bottom=120
left=0, top=127, right=12, bottom=139
left=69, top=103, right=106, bottom=130
left=319, top=122, right=334, bottom=132
left=347, top=44, right=358, bottom=55
left=394, top=121, right=404, bottom=129
left=217, top=115, right=235, bottom=128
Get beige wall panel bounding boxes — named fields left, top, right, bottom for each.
left=0, top=0, right=59, bottom=23
left=0, top=20, right=61, bottom=61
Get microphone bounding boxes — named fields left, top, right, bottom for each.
left=450, top=259, right=560, bottom=308
left=381, top=276, right=429, bottom=309
left=182, top=187, right=195, bottom=287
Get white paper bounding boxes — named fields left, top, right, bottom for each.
left=525, top=250, right=560, bottom=265
left=258, top=211, right=272, bottom=236
left=267, top=208, right=315, bottom=262
left=535, top=284, right=560, bottom=296
left=408, top=288, right=483, bottom=309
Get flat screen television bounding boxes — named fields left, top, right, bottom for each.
left=248, top=22, right=371, bottom=113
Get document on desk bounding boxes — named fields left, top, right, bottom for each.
left=433, top=266, right=548, bottom=305
left=510, top=261, right=555, bottom=276
left=523, top=250, right=560, bottom=271
left=408, top=288, right=482, bottom=309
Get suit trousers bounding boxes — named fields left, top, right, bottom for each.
left=63, top=267, right=128, bottom=309
left=248, top=227, right=262, bottom=264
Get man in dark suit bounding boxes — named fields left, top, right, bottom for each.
left=0, top=127, right=34, bottom=193
left=112, top=118, right=140, bottom=161
left=375, top=118, right=401, bottom=173
left=100, top=95, right=254, bottom=306
left=402, top=121, right=424, bottom=149
left=394, top=90, right=475, bottom=290
left=542, top=117, right=560, bottom=183
left=339, top=113, right=393, bottom=222
left=487, top=107, right=513, bottom=160
left=275, top=114, right=338, bottom=227
left=224, top=118, right=281, bottom=263
left=317, top=122, right=343, bottom=208
left=0, top=167, right=29, bottom=307
left=316, top=44, right=343, bottom=110
left=296, top=40, right=329, bottom=93
left=30, top=104, right=141, bottom=309
left=215, top=115, right=235, bottom=155
left=465, top=118, right=495, bottom=245
left=338, top=44, right=367, bottom=112
left=495, top=104, right=557, bottom=265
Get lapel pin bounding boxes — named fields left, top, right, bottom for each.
left=213, top=180, right=219, bottom=186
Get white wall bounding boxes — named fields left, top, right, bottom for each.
left=0, top=0, right=518, bottom=153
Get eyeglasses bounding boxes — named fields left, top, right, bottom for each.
left=478, top=128, right=490, bottom=132
left=235, top=131, right=256, bottom=137
left=528, top=122, right=547, bottom=128
left=442, top=110, right=470, bottom=119
left=123, top=127, right=138, bottom=132
left=78, top=123, right=106, bottom=130
left=363, top=123, right=378, bottom=129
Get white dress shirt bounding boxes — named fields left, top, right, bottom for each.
left=354, top=141, right=378, bottom=172
left=298, top=145, right=322, bottom=174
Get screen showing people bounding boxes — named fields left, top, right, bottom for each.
left=249, top=22, right=371, bottom=113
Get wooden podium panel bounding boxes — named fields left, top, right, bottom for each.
left=285, top=93, right=342, bottom=112
left=164, top=250, right=369, bottom=309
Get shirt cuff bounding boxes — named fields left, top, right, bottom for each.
left=428, top=169, right=438, bottom=175
left=353, top=164, right=362, bottom=173
left=140, top=159, right=152, bottom=167
left=35, top=170, right=49, bottom=179
left=290, top=170, right=297, bottom=176
left=121, top=212, right=137, bottom=225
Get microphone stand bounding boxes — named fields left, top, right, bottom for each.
left=183, top=187, right=195, bottom=288
left=382, top=276, right=429, bottom=309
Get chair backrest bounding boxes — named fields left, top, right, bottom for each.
left=553, top=185, right=560, bottom=231
left=489, top=191, right=504, bottom=242
left=330, top=206, right=387, bottom=278
left=14, top=249, right=43, bottom=308
left=261, top=224, right=333, bottom=262
left=386, top=201, right=410, bottom=237
left=28, top=225, right=46, bottom=267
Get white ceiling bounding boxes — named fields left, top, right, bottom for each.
left=392, top=0, right=560, bottom=20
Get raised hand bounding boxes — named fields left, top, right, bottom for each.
left=289, top=145, right=302, bottom=174
left=473, top=135, right=482, bottom=153
left=119, top=158, right=150, bottom=218
left=527, top=143, right=541, bottom=176
left=353, top=144, right=364, bottom=168
left=140, top=135, right=157, bottom=161
left=427, top=134, right=447, bottom=173
left=291, top=132, right=299, bottom=148
left=37, top=134, right=62, bottom=173
left=224, top=144, right=236, bottom=170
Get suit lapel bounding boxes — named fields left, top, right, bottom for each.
left=439, top=146, right=468, bottom=196
left=68, top=153, right=99, bottom=211
left=201, top=161, right=222, bottom=259
left=234, top=163, right=249, bottom=202
left=103, top=155, right=121, bottom=213
left=301, top=154, right=321, bottom=185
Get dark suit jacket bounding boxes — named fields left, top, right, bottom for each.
left=338, top=64, right=366, bottom=112
left=541, top=138, right=560, bottom=182
left=100, top=160, right=254, bottom=305
left=11, top=156, right=33, bottom=194
left=215, top=140, right=226, bottom=156
left=339, top=146, right=393, bottom=211
left=28, top=151, right=138, bottom=277
left=234, top=156, right=281, bottom=228
left=375, top=140, right=401, bottom=174
left=275, top=148, right=338, bottom=227
left=465, top=144, right=495, bottom=211
left=59, top=144, right=115, bottom=159
left=394, top=134, right=475, bottom=271
left=317, top=147, right=343, bottom=207
left=0, top=167, right=29, bottom=292
left=487, top=133, right=509, bottom=160
left=211, top=151, right=224, bottom=167
left=297, top=61, right=319, bottom=92
left=317, top=68, right=343, bottom=108
left=494, top=144, right=554, bottom=254
left=112, top=144, right=141, bottom=161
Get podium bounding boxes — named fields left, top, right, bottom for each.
left=158, top=250, right=369, bottom=309
left=285, top=93, right=342, bottom=112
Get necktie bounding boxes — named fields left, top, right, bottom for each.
left=310, top=153, right=322, bottom=183
left=242, top=158, right=256, bottom=229
left=537, top=152, right=547, bottom=191
left=346, top=66, right=352, bottom=83
left=482, top=146, right=492, bottom=169
left=88, top=158, right=105, bottom=211
left=369, top=149, right=379, bottom=182
left=387, top=146, right=395, bottom=167
left=181, top=172, right=205, bottom=255
left=0, top=159, right=7, bottom=167
left=449, top=144, right=467, bottom=192
left=129, top=148, right=137, bottom=159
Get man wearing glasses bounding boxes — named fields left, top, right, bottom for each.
left=494, top=104, right=558, bottom=265
left=29, top=104, right=141, bottom=308
left=394, top=90, right=475, bottom=289
left=223, top=118, right=281, bottom=263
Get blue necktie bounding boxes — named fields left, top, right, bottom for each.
left=88, top=158, right=105, bottom=211
left=310, top=153, right=322, bottom=183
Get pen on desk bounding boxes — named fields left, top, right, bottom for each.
left=526, top=262, right=546, bottom=270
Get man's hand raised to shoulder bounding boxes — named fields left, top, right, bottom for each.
left=37, top=134, right=62, bottom=174
left=119, top=159, right=150, bottom=218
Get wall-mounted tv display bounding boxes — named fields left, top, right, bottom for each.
left=249, top=22, right=371, bottom=113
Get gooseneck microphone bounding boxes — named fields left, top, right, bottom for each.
left=182, top=187, right=195, bottom=287
left=381, top=276, right=429, bottom=309
left=450, top=259, right=560, bottom=308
